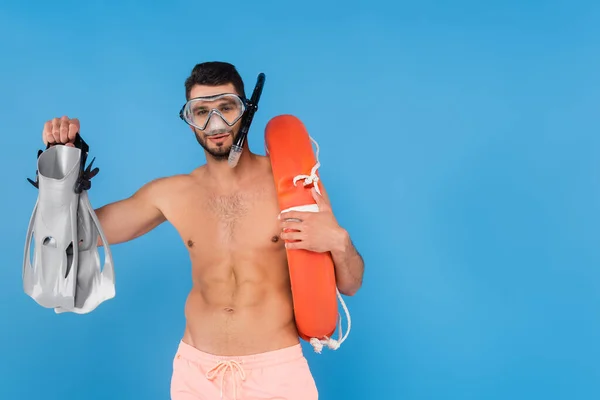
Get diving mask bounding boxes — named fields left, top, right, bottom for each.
left=179, top=93, right=247, bottom=133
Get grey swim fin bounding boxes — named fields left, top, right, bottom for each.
left=23, top=135, right=116, bottom=313
left=55, top=189, right=115, bottom=314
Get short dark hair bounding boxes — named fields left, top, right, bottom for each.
left=184, top=61, right=246, bottom=100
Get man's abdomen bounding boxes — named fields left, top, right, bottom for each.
left=182, top=278, right=299, bottom=356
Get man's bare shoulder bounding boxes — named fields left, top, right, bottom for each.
left=255, top=154, right=273, bottom=172
left=137, top=167, right=206, bottom=198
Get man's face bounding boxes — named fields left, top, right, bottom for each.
left=188, top=83, right=243, bottom=161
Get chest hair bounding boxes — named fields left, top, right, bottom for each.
left=205, top=191, right=256, bottom=241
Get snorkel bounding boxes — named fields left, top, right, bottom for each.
left=228, top=73, right=266, bottom=168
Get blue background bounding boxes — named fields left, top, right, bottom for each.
left=1, top=0, right=599, bottom=399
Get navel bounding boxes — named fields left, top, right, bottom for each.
left=187, top=240, right=194, bottom=248
left=271, top=235, right=279, bottom=243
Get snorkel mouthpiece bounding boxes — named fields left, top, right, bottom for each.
left=228, top=72, right=266, bottom=168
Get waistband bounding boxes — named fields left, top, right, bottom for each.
left=175, top=340, right=304, bottom=369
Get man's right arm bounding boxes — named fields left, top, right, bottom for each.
left=40, top=115, right=167, bottom=246
left=94, top=179, right=166, bottom=246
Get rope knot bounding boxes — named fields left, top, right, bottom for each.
left=309, top=338, right=324, bottom=354
left=293, top=172, right=321, bottom=194
left=292, top=136, right=322, bottom=195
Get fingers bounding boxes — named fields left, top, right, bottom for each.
left=68, top=118, right=80, bottom=141
left=59, top=115, right=70, bottom=143
left=280, top=219, right=302, bottom=231
left=311, top=187, right=331, bottom=211
left=279, top=210, right=312, bottom=222
left=51, top=118, right=61, bottom=144
left=280, top=218, right=304, bottom=244
left=280, top=230, right=304, bottom=242
left=42, top=121, right=53, bottom=145
left=43, top=116, right=79, bottom=146
left=311, top=187, right=323, bottom=204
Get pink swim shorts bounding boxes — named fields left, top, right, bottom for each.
left=170, top=341, right=319, bottom=399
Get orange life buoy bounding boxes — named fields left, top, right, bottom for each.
left=265, top=114, right=350, bottom=352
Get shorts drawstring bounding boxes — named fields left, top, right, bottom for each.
left=205, top=359, right=246, bottom=399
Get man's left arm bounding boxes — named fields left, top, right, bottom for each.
left=329, top=226, right=364, bottom=296
left=279, top=186, right=365, bottom=296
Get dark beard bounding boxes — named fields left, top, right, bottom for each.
left=193, top=128, right=238, bottom=161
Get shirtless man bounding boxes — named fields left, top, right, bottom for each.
left=42, top=61, right=364, bottom=400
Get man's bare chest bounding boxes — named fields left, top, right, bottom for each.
left=162, top=184, right=283, bottom=249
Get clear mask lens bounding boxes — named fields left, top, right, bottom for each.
left=181, top=94, right=246, bottom=131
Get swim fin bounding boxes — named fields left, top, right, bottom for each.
left=23, top=135, right=116, bottom=313
left=55, top=189, right=115, bottom=314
